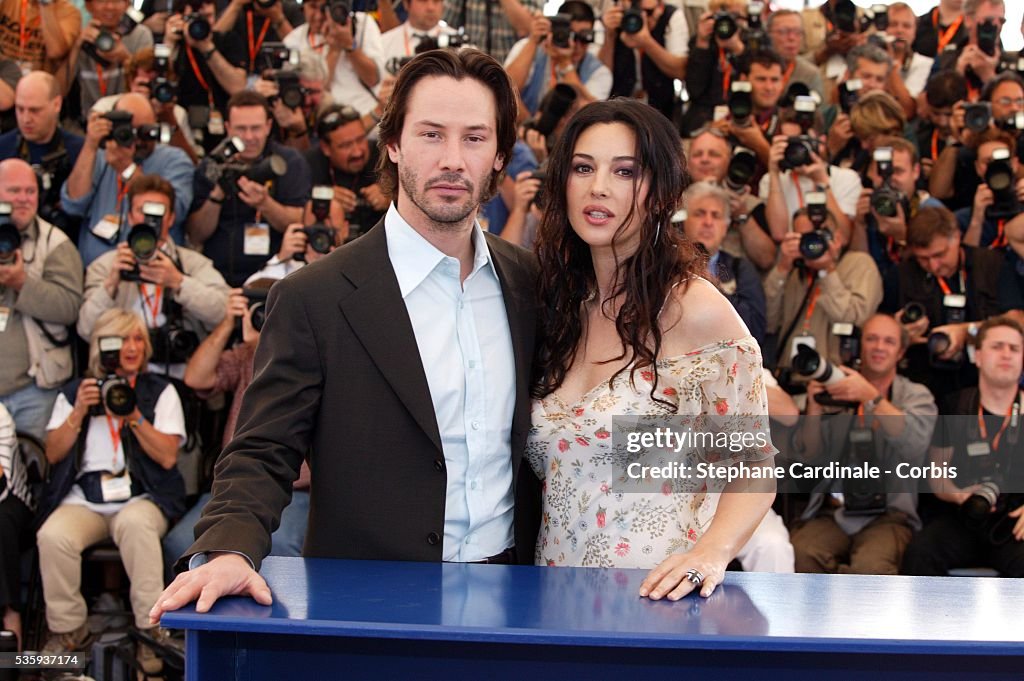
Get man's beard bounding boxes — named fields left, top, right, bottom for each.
left=398, top=166, right=489, bottom=230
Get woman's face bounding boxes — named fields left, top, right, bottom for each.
left=566, top=122, right=649, bottom=253
left=117, top=327, right=147, bottom=375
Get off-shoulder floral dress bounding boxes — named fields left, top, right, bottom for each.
left=527, top=336, right=774, bottom=568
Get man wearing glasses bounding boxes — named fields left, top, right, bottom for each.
left=304, top=103, right=389, bottom=241
left=766, top=9, right=823, bottom=99
left=504, top=1, right=611, bottom=116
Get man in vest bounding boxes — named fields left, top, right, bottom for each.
left=598, top=0, right=687, bottom=122
left=504, top=2, right=612, bottom=117
left=0, top=159, right=83, bottom=440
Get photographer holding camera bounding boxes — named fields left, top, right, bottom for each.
left=254, top=51, right=329, bottom=151
left=442, top=0, right=541, bottom=64
left=884, top=2, right=934, bottom=113
left=792, top=313, right=937, bottom=574
left=912, top=71, right=967, bottom=180
left=902, top=315, right=1024, bottom=577
left=761, top=107, right=860, bottom=244
left=823, top=45, right=894, bottom=161
left=37, top=308, right=185, bottom=664
left=303, top=103, right=386, bottom=242
left=851, top=137, right=943, bottom=313
left=380, top=0, right=457, bottom=68
left=898, top=206, right=1003, bottom=402
left=78, top=174, right=229, bottom=375
left=0, top=159, right=83, bottom=441
left=681, top=181, right=766, bottom=347
left=187, top=91, right=311, bottom=287
left=0, top=72, right=84, bottom=238
left=601, top=0, right=688, bottom=123
left=61, top=93, right=195, bottom=267
left=213, top=0, right=295, bottom=74
left=686, top=127, right=777, bottom=271
left=319, top=2, right=385, bottom=117
left=766, top=10, right=824, bottom=98
left=956, top=128, right=1024, bottom=249
left=930, top=72, right=1024, bottom=212
left=710, top=51, right=788, bottom=170
left=246, top=216, right=343, bottom=282
left=678, top=0, right=743, bottom=135
left=933, top=0, right=1006, bottom=96
left=60, top=0, right=154, bottom=115
left=505, top=3, right=611, bottom=117
left=90, top=47, right=199, bottom=163
left=765, top=203, right=882, bottom=373
left=914, top=0, right=967, bottom=59
left=0, top=0, right=80, bottom=72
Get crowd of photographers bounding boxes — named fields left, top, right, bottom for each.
left=1, top=0, right=1024, bottom=668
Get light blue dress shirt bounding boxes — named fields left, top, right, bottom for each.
left=60, top=144, right=195, bottom=267
left=384, top=204, right=516, bottom=562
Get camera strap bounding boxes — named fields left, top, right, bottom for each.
left=718, top=48, right=732, bottom=95
left=801, top=273, right=821, bottom=335
left=18, top=0, right=40, bottom=63
left=138, top=283, right=164, bottom=328
left=105, top=413, right=127, bottom=468
left=774, top=273, right=818, bottom=366
left=977, top=392, right=1022, bottom=452
left=936, top=249, right=965, bottom=296
left=932, top=10, right=964, bottom=54
left=992, top=220, right=1008, bottom=249
left=185, top=45, right=214, bottom=105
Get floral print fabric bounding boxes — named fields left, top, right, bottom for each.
left=527, top=336, right=773, bottom=568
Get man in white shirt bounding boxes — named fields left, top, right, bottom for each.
left=318, top=9, right=385, bottom=115
left=380, top=0, right=455, bottom=74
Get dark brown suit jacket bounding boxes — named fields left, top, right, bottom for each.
left=182, top=219, right=541, bottom=570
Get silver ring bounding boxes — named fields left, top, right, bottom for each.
left=685, top=568, right=704, bottom=587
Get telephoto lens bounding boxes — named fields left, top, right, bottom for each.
left=799, top=229, right=832, bottom=260
left=0, top=202, right=19, bottom=265
left=725, top=148, right=757, bottom=191
left=963, top=102, right=992, bottom=133
left=901, top=302, right=926, bottom=324
left=791, top=343, right=842, bottom=386
left=963, top=481, right=1000, bottom=521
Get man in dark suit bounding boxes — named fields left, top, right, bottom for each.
left=150, top=48, right=541, bottom=619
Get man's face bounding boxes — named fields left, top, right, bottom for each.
left=927, top=104, right=954, bottom=137
left=688, top=132, right=730, bottom=183
left=227, top=106, right=273, bottom=161
left=570, top=20, right=594, bottom=62
left=87, top=0, right=129, bottom=29
left=127, top=191, right=174, bottom=240
left=303, top=0, right=324, bottom=32
left=989, top=81, right=1024, bottom=122
left=15, top=81, right=60, bottom=144
left=405, top=0, right=443, bottom=30
left=683, top=194, right=728, bottom=254
left=852, top=58, right=888, bottom=94
left=968, top=0, right=1006, bottom=44
left=0, top=164, right=39, bottom=230
left=387, top=75, right=504, bottom=230
left=300, top=77, right=325, bottom=116
left=768, top=14, right=803, bottom=61
left=911, top=234, right=960, bottom=279
left=749, top=62, right=783, bottom=111
left=868, top=148, right=920, bottom=196
left=975, top=325, right=1024, bottom=387
left=860, top=315, right=904, bottom=376
left=321, top=119, right=370, bottom=173
left=975, top=141, right=1016, bottom=181
left=886, top=7, right=917, bottom=46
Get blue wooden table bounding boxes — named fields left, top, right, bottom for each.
left=162, top=557, right=1024, bottom=680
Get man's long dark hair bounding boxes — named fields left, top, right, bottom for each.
left=532, top=99, right=702, bottom=405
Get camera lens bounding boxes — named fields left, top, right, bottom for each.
left=250, top=301, right=267, bottom=332
left=95, top=30, right=115, bottom=52
left=871, top=188, right=900, bottom=218
left=964, top=104, right=992, bottom=133
left=188, top=15, right=211, bottom=41
left=964, top=481, right=1000, bottom=521
left=128, top=224, right=159, bottom=262
left=901, top=302, right=925, bottom=324
left=713, top=12, right=738, bottom=40
left=329, top=0, right=350, bottom=24
left=280, top=85, right=304, bottom=110
left=927, top=331, right=951, bottom=357
left=103, top=380, right=137, bottom=417
left=726, top=150, right=756, bottom=191
left=799, top=230, right=830, bottom=260
left=0, top=223, right=20, bottom=265
left=783, top=139, right=812, bottom=169
left=621, top=8, right=644, bottom=34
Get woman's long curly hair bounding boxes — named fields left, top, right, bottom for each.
left=532, top=99, right=704, bottom=405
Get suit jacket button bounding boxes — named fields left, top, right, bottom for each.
left=427, top=532, right=440, bottom=545
left=434, top=459, right=445, bottom=472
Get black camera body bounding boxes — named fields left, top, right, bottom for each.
left=866, top=3, right=888, bottom=31
left=843, top=424, right=887, bottom=515
left=548, top=14, right=572, bottom=49
left=799, top=228, right=833, bottom=261
left=713, top=10, right=739, bottom=40
left=121, top=202, right=166, bottom=283
left=725, top=147, right=757, bottom=191
left=780, top=135, right=817, bottom=171
left=529, top=169, right=547, bottom=210
left=0, top=202, right=19, bottom=265
left=257, top=42, right=297, bottom=73
left=203, top=136, right=287, bottom=194
left=838, top=78, right=862, bottom=115
left=985, top=147, right=1022, bottom=220
left=265, top=69, right=306, bottom=109
left=90, top=336, right=137, bottom=418
left=977, top=18, right=1000, bottom=57
left=728, top=81, right=753, bottom=123
left=150, top=323, right=199, bottom=364
left=103, top=110, right=136, bottom=148
left=525, top=83, right=577, bottom=138
left=870, top=147, right=908, bottom=219
left=901, top=302, right=926, bottom=324
left=295, top=185, right=335, bottom=263
left=185, top=12, right=211, bottom=41
left=621, top=0, right=645, bottom=35
left=743, top=1, right=770, bottom=53
left=328, top=0, right=353, bottom=26
left=833, top=0, right=858, bottom=33
left=241, top=287, right=269, bottom=333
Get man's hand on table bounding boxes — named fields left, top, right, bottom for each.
left=149, top=552, right=272, bottom=624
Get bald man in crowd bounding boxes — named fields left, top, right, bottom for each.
left=0, top=159, right=84, bottom=440
left=0, top=71, right=85, bottom=238
left=61, top=92, right=194, bottom=266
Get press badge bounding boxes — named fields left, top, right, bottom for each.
left=243, top=222, right=271, bottom=256
left=791, top=335, right=816, bottom=360
left=0, top=307, right=10, bottom=332
left=208, top=110, right=225, bottom=136
left=101, top=472, right=132, bottom=502
left=91, top=215, right=120, bottom=242
left=966, top=441, right=991, bottom=457
left=943, top=294, right=966, bottom=309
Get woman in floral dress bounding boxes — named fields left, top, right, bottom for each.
left=529, top=99, right=777, bottom=600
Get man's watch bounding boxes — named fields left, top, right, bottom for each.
left=867, top=392, right=884, bottom=408
left=556, top=64, right=575, bottom=78
left=202, top=46, right=216, bottom=60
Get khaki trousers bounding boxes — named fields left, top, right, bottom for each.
left=37, top=499, right=168, bottom=632
left=791, top=510, right=912, bottom=575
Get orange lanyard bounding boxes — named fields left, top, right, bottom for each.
left=185, top=45, right=213, bottom=96
left=931, top=129, right=941, bottom=160
left=309, top=27, right=325, bottom=53
left=967, top=81, right=980, bottom=102
left=115, top=174, right=132, bottom=215
left=992, top=220, right=1008, bottom=249
left=19, top=0, right=39, bottom=59
left=855, top=402, right=883, bottom=429
left=719, top=48, right=732, bottom=96
left=247, top=10, right=271, bottom=71
left=139, top=284, right=164, bottom=327
left=782, top=59, right=796, bottom=87
left=936, top=269, right=964, bottom=295
left=802, top=274, right=820, bottom=332
left=105, top=414, right=126, bottom=465
left=402, top=26, right=413, bottom=56
left=978, top=396, right=1018, bottom=452
left=96, top=62, right=109, bottom=97
left=884, top=236, right=901, bottom=263
left=933, top=10, right=964, bottom=54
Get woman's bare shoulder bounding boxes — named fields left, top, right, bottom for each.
left=660, top=277, right=751, bottom=355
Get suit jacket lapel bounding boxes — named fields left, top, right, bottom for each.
left=337, top=224, right=443, bottom=454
